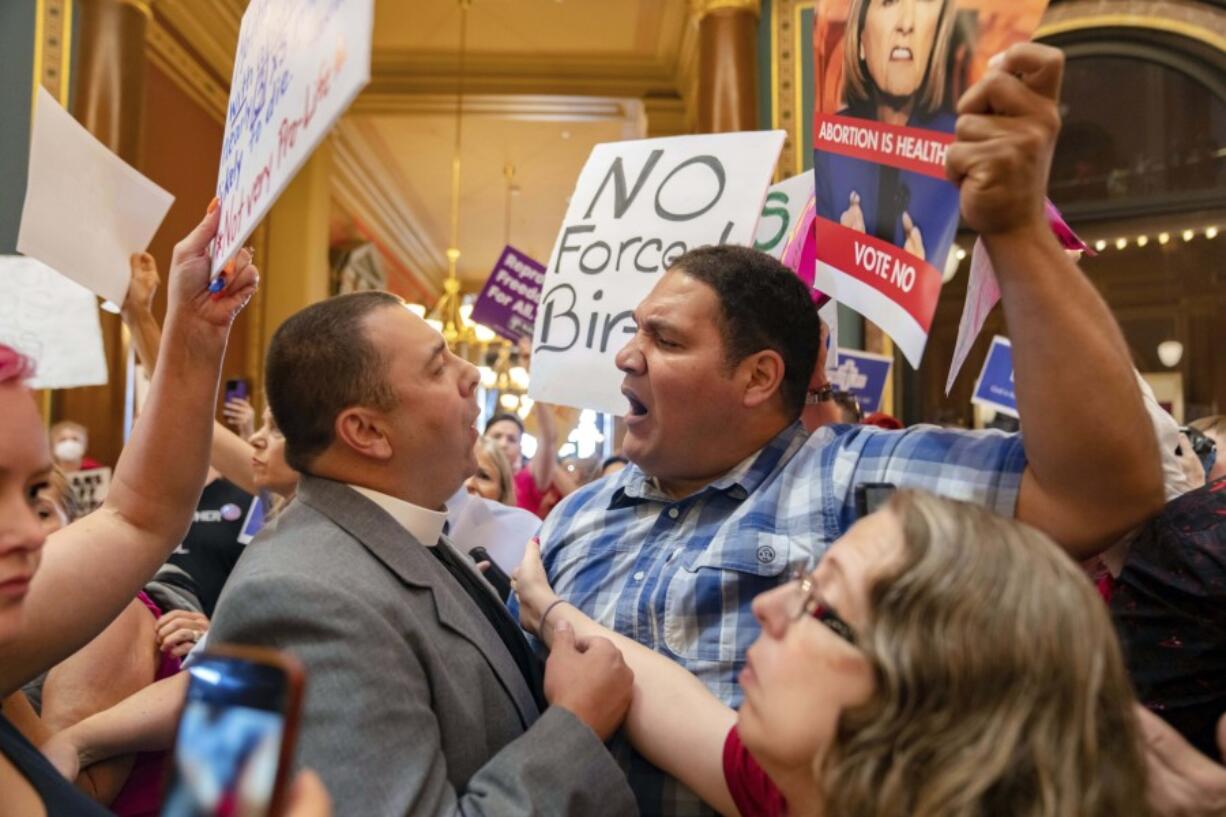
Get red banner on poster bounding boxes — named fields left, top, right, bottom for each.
left=814, top=216, right=942, bottom=332
left=814, top=114, right=953, bottom=181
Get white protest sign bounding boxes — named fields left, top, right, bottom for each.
left=0, top=257, right=107, bottom=389
left=530, top=130, right=786, bottom=413
left=754, top=172, right=815, bottom=260
left=212, top=0, right=373, bottom=272
left=18, top=88, right=174, bottom=306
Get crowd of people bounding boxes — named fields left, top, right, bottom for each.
left=2, top=42, right=1225, bottom=817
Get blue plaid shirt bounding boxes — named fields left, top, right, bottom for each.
left=532, top=421, right=1026, bottom=816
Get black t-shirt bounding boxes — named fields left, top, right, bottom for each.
left=1111, top=477, right=1226, bottom=758
left=165, top=478, right=255, bottom=616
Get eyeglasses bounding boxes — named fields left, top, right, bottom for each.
left=790, top=567, right=858, bottom=646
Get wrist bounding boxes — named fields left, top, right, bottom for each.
left=980, top=217, right=1057, bottom=255
left=163, top=308, right=228, bottom=353
left=539, top=598, right=568, bottom=643
left=120, top=303, right=152, bottom=324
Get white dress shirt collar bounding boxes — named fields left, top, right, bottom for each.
left=349, top=485, right=448, bottom=546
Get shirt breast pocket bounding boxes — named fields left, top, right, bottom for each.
left=661, top=532, right=793, bottom=664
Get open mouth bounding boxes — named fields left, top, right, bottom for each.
left=890, top=47, right=913, bottom=61
left=623, top=389, right=649, bottom=419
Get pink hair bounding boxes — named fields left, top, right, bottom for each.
left=0, top=344, right=36, bottom=385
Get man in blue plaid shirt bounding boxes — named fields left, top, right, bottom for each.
left=526, top=47, right=1164, bottom=816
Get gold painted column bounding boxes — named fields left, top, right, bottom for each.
left=55, top=0, right=150, bottom=467
left=74, top=0, right=148, bottom=163
left=691, top=0, right=760, bottom=133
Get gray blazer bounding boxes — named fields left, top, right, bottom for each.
left=209, top=475, right=637, bottom=817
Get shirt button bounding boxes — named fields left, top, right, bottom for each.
left=667, top=508, right=680, bottom=519
left=633, top=571, right=646, bottom=581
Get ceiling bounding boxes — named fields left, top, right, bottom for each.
left=370, top=0, right=678, bottom=58
left=351, top=103, right=644, bottom=285
left=153, top=0, right=697, bottom=296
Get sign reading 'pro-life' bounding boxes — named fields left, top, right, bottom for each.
left=529, top=131, right=785, bottom=414
left=211, top=0, right=373, bottom=273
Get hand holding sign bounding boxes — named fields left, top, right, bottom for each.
left=946, top=44, right=1064, bottom=239
left=169, top=203, right=259, bottom=333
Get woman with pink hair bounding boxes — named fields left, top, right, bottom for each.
left=0, top=205, right=327, bottom=816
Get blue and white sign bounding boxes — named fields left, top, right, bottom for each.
left=236, top=495, right=266, bottom=546
left=831, top=349, right=893, bottom=415
left=971, top=335, right=1018, bottom=418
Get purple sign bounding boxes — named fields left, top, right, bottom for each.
left=470, top=245, right=545, bottom=341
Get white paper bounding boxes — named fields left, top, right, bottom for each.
left=446, top=488, right=542, bottom=574
left=212, top=0, right=374, bottom=271
left=17, top=88, right=174, bottom=306
left=530, top=130, right=786, bottom=414
left=0, top=256, right=108, bottom=389
left=754, top=172, right=815, bottom=260
left=945, top=238, right=1000, bottom=395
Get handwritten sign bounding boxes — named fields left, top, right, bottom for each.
left=830, top=349, right=892, bottom=415
left=810, top=0, right=1048, bottom=368
left=0, top=256, right=107, bottom=389
left=971, top=335, right=1017, bottom=418
left=18, top=88, right=173, bottom=306
left=470, top=246, right=545, bottom=342
left=529, top=130, right=785, bottom=413
left=212, top=0, right=374, bottom=272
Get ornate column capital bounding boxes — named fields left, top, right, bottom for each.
left=689, top=0, right=760, bottom=21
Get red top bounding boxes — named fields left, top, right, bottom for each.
left=514, top=467, right=562, bottom=519
left=723, top=725, right=786, bottom=817
left=109, top=592, right=183, bottom=817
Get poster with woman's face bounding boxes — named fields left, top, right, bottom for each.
left=810, top=0, right=1048, bottom=367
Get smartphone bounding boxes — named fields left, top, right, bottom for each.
left=854, top=483, right=897, bottom=518
left=162, top=646, right=304, bottom=817
left=469, top=546, right=513, bottom=601
left=224, top=378, right=250, bottom=405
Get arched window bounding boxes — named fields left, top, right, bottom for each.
left=1046, top=31, right=1226, bottom=219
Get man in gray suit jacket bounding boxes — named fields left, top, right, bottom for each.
left=209, top=291, right=637, bottom=816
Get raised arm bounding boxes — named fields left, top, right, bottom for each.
left=530, top=404, right=560, bottom=492
left=946, top=44, right=1163, bottom=558
left=514, top=540, right=740, bottom=816
left=0, top=203, right=258, bottom=694
left=121, top=251, right=262, bottom=496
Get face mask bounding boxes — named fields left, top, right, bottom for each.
left=54, top=439, right=85, bottom=463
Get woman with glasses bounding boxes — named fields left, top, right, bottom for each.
left=513, top=489, right=1148, bottom=817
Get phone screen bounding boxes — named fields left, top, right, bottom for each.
left=162, top=654, right=293, bottom=817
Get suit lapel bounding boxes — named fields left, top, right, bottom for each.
left=296, top=476, right=538, bottom=726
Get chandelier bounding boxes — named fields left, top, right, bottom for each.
left=422, top=0, right=491, bottom=351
